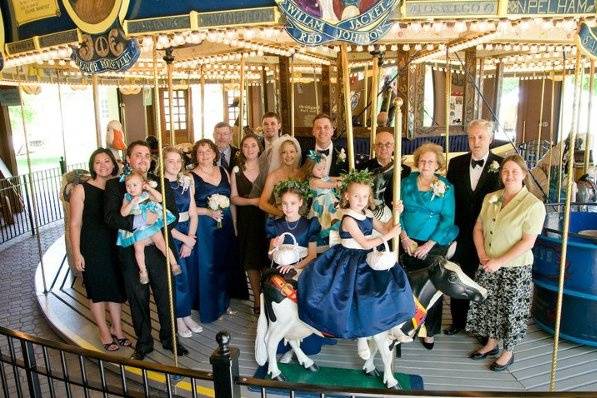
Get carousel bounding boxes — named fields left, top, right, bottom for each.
left=0, top=0, right=596, bottom=395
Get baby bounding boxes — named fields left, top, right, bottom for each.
left=117, top=172, right=180, bottom=284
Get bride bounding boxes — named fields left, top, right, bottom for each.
left=258, top=135, right=304, bottom=217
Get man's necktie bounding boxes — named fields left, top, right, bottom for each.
left=471, top=159, right=484, bottom=168
left=220, top=152, right=229, bottom=169
left=317, top=148, right=330, bottom=156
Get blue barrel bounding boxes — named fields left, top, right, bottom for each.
left=532, top=211, right=597, bottom=347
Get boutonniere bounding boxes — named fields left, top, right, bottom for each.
left=431, top=177, right=447, bottom=200
left=232, top=165, right=240, bottom=174
left=336, top=148, right=346, bottom=164
left=178, top=174, right=192, bottom=193
left=488, top=160, right=500, bottom=173
left=147, top=180, right=158, bottom=189
left=488, top=194, right=503, bottom=206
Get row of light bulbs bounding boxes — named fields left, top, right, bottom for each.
left=3, top=46, right=72, bottom=69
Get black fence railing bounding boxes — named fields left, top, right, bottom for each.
left=0, top=162, right=85, bottom=245
left=0, top=325, right=594, bottom=398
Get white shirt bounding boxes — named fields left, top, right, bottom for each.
left=315, top=142, right=333, bottom=176
left=469, top=152, right=489, bottom=191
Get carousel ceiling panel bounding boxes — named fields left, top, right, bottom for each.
left=0, top=1, right=75, bottom=43
left=124, top=0, right=276, bottom=20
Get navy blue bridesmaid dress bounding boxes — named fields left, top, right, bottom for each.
left=298, top=210, right=416, bottom=338
left=190, top=167, right=248, bottom=323
left=169, top=178, right=193, bottom=319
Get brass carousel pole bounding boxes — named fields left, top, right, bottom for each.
left=340, top=45, right=355, bottom=171
left=273, top=66, right=279, bottom=114
left=152, top=35, right=161, bottom=141
left=392, top=97, right=403, bottom=259
left=314, top=65, right=319, bottom=113
left=92, top=75, right=102, bottom=146
left=584, top=60, right=594, bottom=174
left=200, top=65, right=206, bottom=139
left=369, top=54, right=380, bottom=157
left=56, top=73, right=68, bottom=164
left=549, top=47, right=582, bottom=392
left=522, top=120, right=526, bottom=144
left=444, top=47, right=451, bottom=163
left=536, top=77, right=546, bottom=166
left=164, top=48, right=175, bottom=146
left=153, top=41, right=178, bottom=366
left=239, top=54, right=246, bottom=140
left=290, top=55, right=295, bottom=137
left=546, top=68, right=556, bottom=202
left=18, top=82, right=47, bottom=293
left=363, top=65, right=369, bottom=128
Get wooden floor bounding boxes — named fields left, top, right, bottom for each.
left=35, top=236, right=597, bottom=395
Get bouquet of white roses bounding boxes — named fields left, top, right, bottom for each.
left=208, top=193, right=230, bottom=229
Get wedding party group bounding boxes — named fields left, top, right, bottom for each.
left=68, top=112, right=545, bottom=372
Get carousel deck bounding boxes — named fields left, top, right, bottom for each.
left=35, top=236, right=597, bottom=395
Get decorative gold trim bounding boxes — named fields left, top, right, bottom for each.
left=12, top=0, right=61, bottom=27
left=61, top=0, right=129, bottom=35
left=401, top=0, right=499, bottom=19
left=0, top=8, right=4, bottom=57
left=196, top=6, right=279, bottom=29
left=123, top=14, right=193, bottom=36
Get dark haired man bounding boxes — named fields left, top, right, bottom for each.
left=301, top=113, right=348, bottom=177
left=104, top=140, right=188, bottom=360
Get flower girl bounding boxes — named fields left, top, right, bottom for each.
left=298, top=170, right=415, bottom=340
left=117, top=171, right=180, bottom=284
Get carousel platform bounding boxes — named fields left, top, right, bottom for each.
left=35, top=235, right=597, bottom=394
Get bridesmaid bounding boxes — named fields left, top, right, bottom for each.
left=69, top=148, right=128, bottom=351
left=230, top=134, right=269, bottom=315
left=163, top=147, right=203, bottom=338
left=190, top=139, right=248, bottom=323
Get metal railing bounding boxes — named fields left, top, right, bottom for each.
left=0, top=161, right=85, bottom=244
left=0, top=325, right=213, bottom=398
left=1, top=325, right=594, bottom=398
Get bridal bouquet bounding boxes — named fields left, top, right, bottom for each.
left=208, top=193, right=230, bottom=229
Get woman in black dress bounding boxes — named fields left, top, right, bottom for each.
left=69, top=148, right=128, bottom=351
left=231, top=134, right=269, bottom=314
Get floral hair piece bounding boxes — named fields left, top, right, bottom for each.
left=273, top=179, right=314, bottom=202
left=119, top=163, right=132, bottom=182
left=306, top=149, right=325, bottom=163
left=338, top=169, right=373, bottom=195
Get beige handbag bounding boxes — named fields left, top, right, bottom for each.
left=366, top=240, right=396, bottom=271
left=269, top=232, right=308, bottom=266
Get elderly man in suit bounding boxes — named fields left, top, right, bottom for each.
left=213, top=122, right=238, bottom=173
left=104, top=140, right=188, bottom=360
left=445, top=119, right=503, bottom=336
left=301, top=113, right=348, bottom=177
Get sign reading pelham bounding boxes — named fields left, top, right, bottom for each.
left=579, top=22, right=597, bottom=60
left=276, top=0, right=399, bottom=45
left=71, top=24, right=140, bottom=74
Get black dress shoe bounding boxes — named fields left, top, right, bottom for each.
left=490, top=354, right=514, bottom=372
left=443, top=325, right=463, bottom=336
left=420, top=337, right=434, bottom=350
left=469, top=347, right=499, bottom=360
left=130, top=348, right=152, bottom=361
left=162, top=342, right=189, bottom=356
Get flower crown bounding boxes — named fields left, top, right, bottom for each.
left=338, top=169, right=373, bottom=195
left=273, top=179, right=314, bottom=202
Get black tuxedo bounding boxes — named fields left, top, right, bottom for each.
left=219, top=145, right=239, bottom=174
left=357, top=158, right=411, bottom=208
left=104, top=174, right=179, bottom=353
left=446, top=151, right=502, bottom=328
left=301, top=141, right=348, bottom=177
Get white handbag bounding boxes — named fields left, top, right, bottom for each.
left=366, top=240, right=396, bottom=271
left=269, top=232, right=308, bottom=266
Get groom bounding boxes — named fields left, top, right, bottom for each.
left=104, top=140, right=188, bottom=360
left=445, top=119, right=503, bottom=335
left=301, top=113, right=348, bottom=177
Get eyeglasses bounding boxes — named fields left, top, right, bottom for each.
left=375, top=143, right=393, bottom=148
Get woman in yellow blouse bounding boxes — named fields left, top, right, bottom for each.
left=466, top=155, right=546, bottom=371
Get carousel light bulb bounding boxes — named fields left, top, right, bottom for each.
left=454, top=21, right=467, bottom=33
left=414, top=43, right=422, bottom=51
left=390, top=44, right=398, bottom=51
left=356, top=45, right=363, bottom=52
left=379, top=45, right=386, bottom=51
left=367, top=45, right=375, bottom=51
left=426, top=43, right=434, bottom=51
left=410, top=22, right=422, bottom=32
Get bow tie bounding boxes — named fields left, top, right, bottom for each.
left=317, top=148, right=330, bottom=156
left=471, top=159, right=485, bottom=168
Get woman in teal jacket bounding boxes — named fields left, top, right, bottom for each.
left=400, top=143, right=459, bottom=350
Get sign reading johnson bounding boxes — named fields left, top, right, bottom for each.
left=276, top=0, right=399, bottom=46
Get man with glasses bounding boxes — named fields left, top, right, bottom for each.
left=358, top=129, right=411, bottom=221
left=213, top=122, right=238, bottom=173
